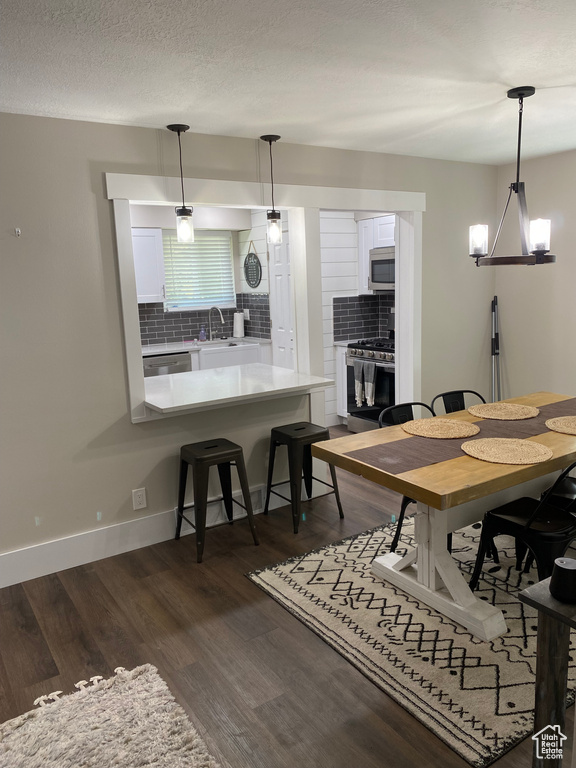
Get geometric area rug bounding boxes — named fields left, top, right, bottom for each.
left=247, top=520, right=576, bottom=768
left=0, top=664, right=221, bottom=768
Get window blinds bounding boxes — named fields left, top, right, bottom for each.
left=162, top=230, right=236, bottom=311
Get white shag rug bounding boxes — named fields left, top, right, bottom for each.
left=0, top=664, right=220, bottom=768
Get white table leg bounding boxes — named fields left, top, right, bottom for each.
left=371, top=501, right=507, bottom=641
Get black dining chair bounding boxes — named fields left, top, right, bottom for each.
left=469, top=461, right=576, bottom=591
left=378, top=402, right=436, bottom=553
left=378, top=402, right=435, bottom=428
left=430, top=389, right=486, bottom=415
left=519, top=469, right=576, bottom=574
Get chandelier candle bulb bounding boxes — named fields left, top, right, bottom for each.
left=469, top=224, right=488, bottom=256
left=529, top=218, right=551, bottom=253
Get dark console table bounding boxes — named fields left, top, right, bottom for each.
left=518, top=578, right=576, bottom=768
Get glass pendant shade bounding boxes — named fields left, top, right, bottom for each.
left=267, top=210, right=282, bottom=244
left=176, top=206, right=194, bottom=243
left=529, top=218, right=551, bottom=254
left=469, top=224, right=488, bottom=257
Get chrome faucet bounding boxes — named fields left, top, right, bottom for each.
left=208, top=306, right=225, bottom=340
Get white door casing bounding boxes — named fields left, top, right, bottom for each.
left=269, top=236, right=294, bottom=369
left=106, top=174, right=425, bottom=422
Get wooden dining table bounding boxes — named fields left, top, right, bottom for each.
left=312, top=391, right=576, bottom=640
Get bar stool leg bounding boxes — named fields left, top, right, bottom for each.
left=192, top=465, right=210, bottom=564
left=175, top=459, right=189, bottom=540
left=303, top=444, right=313, bottom=498
left=263, top=438, right=277, bottom=515
left=287, top=443, right=304, bottom=534
left=235, top=454, right=259, bottom=546
left=328, top=463, right=344, bottom=519
left=217, top=461, right=234, bottom=523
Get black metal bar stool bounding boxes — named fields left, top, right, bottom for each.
left=175, top=438, right=259, bottom=562
left=263, top=422, right=344, bottom=533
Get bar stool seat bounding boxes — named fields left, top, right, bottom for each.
left=175, top=438, right=259, bottom=562
left=263, top=422, right=344, bottom=533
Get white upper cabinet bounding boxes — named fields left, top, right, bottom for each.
left=357, top=218, right=374, bottom=295
left=131, top=228, right=165, bottom=303
left=373, top=215, right=395, bottom=248
left=357, top=215, right=395, bottom=294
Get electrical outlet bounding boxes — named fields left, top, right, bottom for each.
left=243, top=308, right=250, bottom=320
left=132, top=488, right=147, bottom=510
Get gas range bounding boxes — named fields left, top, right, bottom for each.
left=347, top=337, right=395, bottom=363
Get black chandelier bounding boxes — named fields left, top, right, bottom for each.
left=469, top=87, right=555, bottom=267
left=167, top=124, right=194, bottom=243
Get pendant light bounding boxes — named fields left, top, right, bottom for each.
left=260, top=134, right=282, bottom=245
left=469, top=87, right=555, bottom=267
left=167, top=124, right=194, bottom=243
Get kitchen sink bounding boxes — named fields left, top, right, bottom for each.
left=198, top=341, right=260, bottom=369
left=196, top=338, right=252, bottom=349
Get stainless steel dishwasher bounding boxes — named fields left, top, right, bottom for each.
left=143, top=351, right=192, bottom=377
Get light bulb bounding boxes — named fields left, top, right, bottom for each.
left=529, top=219, right=550, bottom=254
left=176, top=207, right=194, bottom=243
left=267, top=211, right=282, bottom=245
left=469, top=224, right=488, bottom=257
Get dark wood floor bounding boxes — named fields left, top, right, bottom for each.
left=0, top=425, right=557, bottom=768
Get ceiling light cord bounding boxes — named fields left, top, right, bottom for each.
left=177, top=129, right=186, bottom=208
left=514, top=96, right=524, bottom=191
left=268, top=140, right=275, bottom=211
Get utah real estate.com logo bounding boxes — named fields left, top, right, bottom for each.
left=532, top=725, right=568, bottom=760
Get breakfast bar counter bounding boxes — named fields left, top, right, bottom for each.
left=143, top=363, right=332, bottom=415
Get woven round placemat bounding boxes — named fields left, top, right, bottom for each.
left=401, top=418, right=480, bottom=439
left=461, top=438, right=552, bottom=465
left=545, top=416, right=576, bottom=436
left=468, top=402, right=540, bottom=420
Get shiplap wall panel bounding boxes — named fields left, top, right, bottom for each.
left=320, top=210, right=358, bottom=426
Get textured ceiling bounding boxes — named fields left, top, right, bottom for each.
left=2, top=0, right=576, bottom=164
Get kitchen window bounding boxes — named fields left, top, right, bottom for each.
left=162, top=230, right=236, bottom=311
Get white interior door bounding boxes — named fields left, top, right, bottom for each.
left=269, top=239, right=294, bottom=369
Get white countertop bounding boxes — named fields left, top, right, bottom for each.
left=142, top=338, right=270, bottom=356
left=144, top=363, right=333, bottom=414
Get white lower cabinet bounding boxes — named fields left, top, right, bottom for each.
left=336, top=345, right=348, bottom=417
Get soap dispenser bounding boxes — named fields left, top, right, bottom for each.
left=199, top=325, right=206, bottom=341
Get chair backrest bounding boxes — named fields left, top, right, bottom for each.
left=378, top=402, right=434, bottom=428
left=527, top=460, right=576, bottom=527
left=430, top=389, right=486, bottom=415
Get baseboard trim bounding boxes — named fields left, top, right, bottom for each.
left=0, top=477, right=332, bottom=589
left=0, top=486, right=267, bottom=589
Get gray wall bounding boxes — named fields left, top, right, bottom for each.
left=494, top=150, right=576, bottom=398
left=0, top=111, right=498, bottom=560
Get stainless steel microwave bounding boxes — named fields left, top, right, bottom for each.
left=368, top=246, right=395, bottom=290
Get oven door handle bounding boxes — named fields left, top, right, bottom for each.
left=346, top=360, right=395, bottom=370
